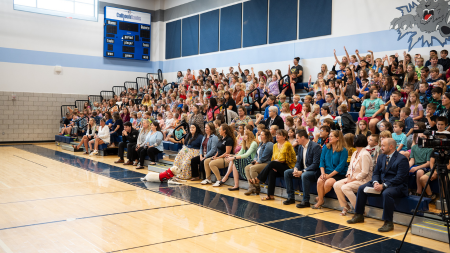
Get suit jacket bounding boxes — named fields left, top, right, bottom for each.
left=371, top=151, right=409, bottom=195
left=294, top=141, right=322, bottom=172
left=265, top=115, right=284, bottom=130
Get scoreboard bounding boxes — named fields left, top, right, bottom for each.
left=103, top=7, right=151, bottom=61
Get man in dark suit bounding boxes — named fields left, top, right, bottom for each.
left=283, top=129, right=322, bottom=207
left=347, top=138, right=409, bottom=232
left=264, top=106, right=284, bottom=130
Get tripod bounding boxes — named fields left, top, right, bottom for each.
left=396, top=151, right=450, bottom=252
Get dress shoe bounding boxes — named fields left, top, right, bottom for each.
left=123, top=161, right=133, bottom=165
left=347, top=214, right=364, bottom=224
left=378, top=221, right=394, bottom=232
left=115, top=159, right=124, bottom=163
left=296, top=201, right=310, bottom=208
left=283, top=199, right=296, bottom=205
left=244, top=185, right=256, bottom=196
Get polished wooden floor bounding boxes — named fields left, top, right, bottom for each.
left=0, top=143, right=447, bottom=253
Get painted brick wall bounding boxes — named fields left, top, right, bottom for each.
left=0, top=91, right=89, bottom=142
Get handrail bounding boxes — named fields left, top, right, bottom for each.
left=212, top=104, right=228, bottom=124
left=172, top=120, right=189, bottom=141
left=162, top=82, right=172, bottom=92
left=278, top=74, right=293, bottom=102
left=73, top=116, right=88, bottom=131
left=246, top=87, right=264, bottom=114
left=108, top=104, right=119, bottom=112
left=61, top=104, right=75, bottom=118
left=158, top=69, right=163, bottom=81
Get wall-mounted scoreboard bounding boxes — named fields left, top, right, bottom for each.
left=103, top=6, right=151, bottom=61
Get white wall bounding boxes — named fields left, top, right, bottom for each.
left=0, top=0, right=163, bottom=94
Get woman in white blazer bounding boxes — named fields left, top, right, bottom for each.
left=89, top=118, right=110, bottom=156
left=333, top=134, right=373, bottom=216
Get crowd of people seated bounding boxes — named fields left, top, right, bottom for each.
left=59, top=47, right=450, bottom=232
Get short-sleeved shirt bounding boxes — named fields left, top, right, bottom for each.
left=217, top=136, right=234, bottom=156
left=63, top=118, right=71, bottom=126
left=362, top=98, right=384, bottom=117
left=386, top=100, right=405, bottom=118
left=225, top=99, right=237, bottom=113
left=344, top=79, right=357, bottom=98
left=392, top=133, right=407, bottom=151
left=290, top=103, right=302, bottom=116
left=410, top=145, right=433, bottom=166
left=290, top=65, right=303, bottom=83
left=322, top=100, right=337, bottom=116
left=232, top=115, right=252, bottom=126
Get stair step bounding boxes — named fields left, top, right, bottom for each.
left=412, top=221, right=449, bottom=243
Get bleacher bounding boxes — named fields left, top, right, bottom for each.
left=55, top=70, right=437, bottom=226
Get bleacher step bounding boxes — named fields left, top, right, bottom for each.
left=412, top=221, right=449, bottom=243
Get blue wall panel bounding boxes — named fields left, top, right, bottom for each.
left=200, top=10, right=219, bottom=54
left=165, top=20, right=181, bottom=59
left=182, top=15, right=199, bottom=57
left=243, top=0, right=268, bottom=48
left=298, top=0, right=332, bottom=40
left=220, top=4, right=242, bottom=51
left=269, top=0, right=297, bottom=44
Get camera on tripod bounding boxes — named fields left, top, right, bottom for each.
left=416, top=130, right=450, bottom=150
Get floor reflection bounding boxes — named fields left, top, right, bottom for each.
left=14, top=145, right=439, bottom=253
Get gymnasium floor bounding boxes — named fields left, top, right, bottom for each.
left=0, top=144, right=448, bottom=253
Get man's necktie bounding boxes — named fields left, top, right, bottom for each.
left=385, top=156, right=390, bottom=169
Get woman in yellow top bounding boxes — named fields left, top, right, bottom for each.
left=254, top=129, right=296, bottom=201
left=141, top=94, right=152, bottom=107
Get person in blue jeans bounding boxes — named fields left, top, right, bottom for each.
left=283, top=129, right=322, bottom=207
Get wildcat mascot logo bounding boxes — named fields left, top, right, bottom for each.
left=390, top=0, right=450, bottom=51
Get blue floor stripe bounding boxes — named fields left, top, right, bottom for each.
left=10, top=145, right=438, bottom=253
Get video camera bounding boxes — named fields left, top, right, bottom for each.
left=415, top=130, right=450, bottom=149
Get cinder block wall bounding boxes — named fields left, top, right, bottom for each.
left=0, top=91, right=89, bottom=142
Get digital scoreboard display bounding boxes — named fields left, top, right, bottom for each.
left=103, top=6, right=151, bottom=61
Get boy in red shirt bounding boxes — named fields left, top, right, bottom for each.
left=290, top=95, right=302, bottom=118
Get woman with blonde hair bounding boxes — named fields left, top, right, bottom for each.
left=73, top=118, right=97, bottom=154
left=141, top=94, right=151, bottom=107
left=218, top=130, right=258, bottom=190
left=320, top=64, right=329, bottom=80
left=313, top=130, right=348, bottom=209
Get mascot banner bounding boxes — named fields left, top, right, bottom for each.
left=390, top=0, right=450, bottom=51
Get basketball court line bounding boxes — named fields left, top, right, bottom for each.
left=0, top=189, right=143, bottom=205
left=5, top=145, right=443, bottom=253
left=13, top=155, right=47, bottom=167
left=107, top=225, right=257, bottom=253
left=0, top=203, right=190, bottom=231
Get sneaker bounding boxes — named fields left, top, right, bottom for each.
left=212, top=180, right=223, bottom=187
left=90, top=150, right=98, bottom=156
left=200, top=179, right=212, bottom=185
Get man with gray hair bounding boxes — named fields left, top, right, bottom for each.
left=347, top=138, right=409, bottom=232
left=264, top=105, right=284, bottom=130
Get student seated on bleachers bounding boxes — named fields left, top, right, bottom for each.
left=73, top=118, right=97, bottom=154
left=88, top=118, right=110, bottom=156
left=59, top=113, right=73, bottom=136
left=338, top=104, right=356, bottom=135
left=409, top=129, right=433, bottom=195
left=418, top=156, right=446, bottom=202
